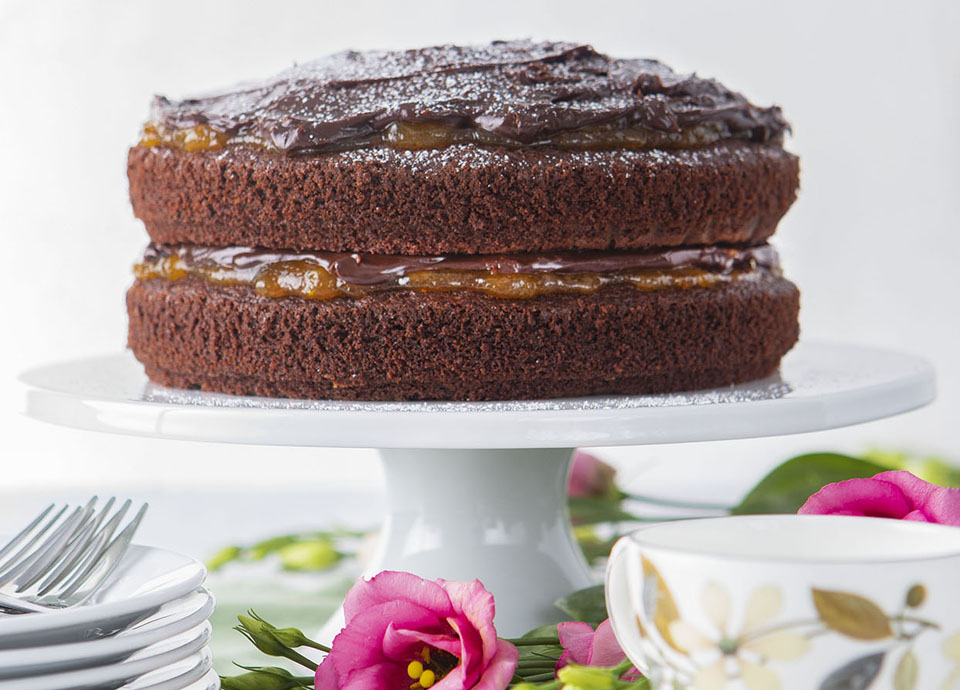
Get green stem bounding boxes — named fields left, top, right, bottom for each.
left=282, top=648, right=319, bottom=672
left=521, top=671, right=561, bottom=682
left=506, top=636, right=561, bottom=646
left=624, top=492, right=731, bottom=512
left=301, top=639, right=332, bottom=653
left=512, top=681, right=561, bottom=690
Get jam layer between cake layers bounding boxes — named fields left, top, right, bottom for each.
left=135, top=244, right=780, bottom=300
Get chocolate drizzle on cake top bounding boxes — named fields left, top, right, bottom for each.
left=149, top=40, right=789, bottom=154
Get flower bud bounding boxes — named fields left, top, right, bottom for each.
left=278, top=539, right=341, bottom=572
left=558, top=663, right=616, bottom=689
left=567, top=451, right=620, bottom=499
left=270, top=626, right=317, bottom=649
left=236, top=615, right=288, bottom=656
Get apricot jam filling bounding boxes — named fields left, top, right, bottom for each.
left=134, top=245, right=778, bottom=301
left=138, top=119, right=734, bottom=155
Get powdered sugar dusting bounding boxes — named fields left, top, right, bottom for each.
left=150, top=39, right=788, bottom=154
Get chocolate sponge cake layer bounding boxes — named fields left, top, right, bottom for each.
left=128, top=142, right=799, bottom=255
left=126, top=275, right=799, bottom=401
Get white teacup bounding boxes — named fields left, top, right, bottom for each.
left=605, top=515, right=960, bottom=690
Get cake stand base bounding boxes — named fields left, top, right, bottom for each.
left=372, top=448, right=592, bottom=635
left=317, top=448, right=593, bottom=641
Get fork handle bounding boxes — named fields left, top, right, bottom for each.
left=0, top=592, right=51, bottom=614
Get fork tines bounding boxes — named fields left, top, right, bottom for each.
left=0, top=498, right=148, bottom=611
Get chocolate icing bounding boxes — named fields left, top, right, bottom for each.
left=143, top=244, right=778, bottom=286
left=150, top=40, right=789, bottom=155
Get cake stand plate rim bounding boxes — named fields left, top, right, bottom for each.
left=18, top=341, right=936, bottom=448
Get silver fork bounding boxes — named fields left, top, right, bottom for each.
left=0, top=498, right=148, bottom=613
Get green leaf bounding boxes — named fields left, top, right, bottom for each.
left=519, top=624, right=562, bottom=641
left=568, top=497, right=637, bottom=525
left=554, top=585, right=607, bottom=625
left=812, top=589, right=893, bottom=640
left=207, top=545, right=242, bottom=571
left=732, top=453, right=885, bottom=515
left=513, top=624, right=563, bottom=681
left=864, top=449, right=960, bottom=487
left=894, top=650, right=918, bottom=690
left=249, top=536, right=299, bottom=561
left=220, top=666, right=313, bottom=690
left=575, top=529, right=618, bottom=565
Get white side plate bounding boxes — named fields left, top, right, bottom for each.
left=0, top=589, right=213, bottom=677
left=0, top=623, right=210, bottom=690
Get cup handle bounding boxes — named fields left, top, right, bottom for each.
left=604, top=538, right=649, bottom=675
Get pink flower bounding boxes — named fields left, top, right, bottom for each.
left=315, top=571, right=518, bottom=690
left=799, top=470, right=960, bottom=526
left=556, top=620, right=640, bottom=679
left=568, top=451, right=619, bottom=498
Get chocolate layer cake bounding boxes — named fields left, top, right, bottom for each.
left=127, top=40, right=800, bottom=401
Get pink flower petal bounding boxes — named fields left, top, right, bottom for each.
left=556, top=621, right=596, bottom=668
left=568, top=451, right=617, bottom=498
left=874, top=471, right=960, bottom=526
left=446, top=615, right=485, bottom=683
left=329, top=600, right=445, bottom=669
left=467, top=640, right=519, bottom=690
left=799, top=471, right=960, bottom=527
left=440, top=579, right=500, bottom=665
left=798, top=477, right=912, bottom=518
left=343, top=571, right=454, bottom=623
left=588, top=620, right=628, bottom=668
left=339, top=662, right=409, bottom=690
left=381, top=624, right=462, bottom=661
left=315, top=655, right=340, bottom=690
left=556, top=620, right=628, bottom=672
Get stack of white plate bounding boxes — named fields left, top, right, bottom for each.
left=0, top=544, right=217, bottom=690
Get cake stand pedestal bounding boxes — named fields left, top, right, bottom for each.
left=20, top=342, right=935, bottom=636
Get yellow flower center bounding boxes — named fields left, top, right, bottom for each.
left=406, top=646, right=458, bottom=689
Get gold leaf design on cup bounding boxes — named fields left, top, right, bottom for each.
left=894, top=649, right=918, bottom=690
left=641, top=556, right=682, bottom=651
left=943, top=631, right=960, bottom=690
left=812, top=589, right=894, bottom=640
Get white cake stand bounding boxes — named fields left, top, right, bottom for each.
left=20, top=341, right=935, bottom=636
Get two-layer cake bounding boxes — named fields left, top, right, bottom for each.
left=127, top=40, right=800, bottom=401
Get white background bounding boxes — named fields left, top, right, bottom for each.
left=1, top=1, right=958, bottom=538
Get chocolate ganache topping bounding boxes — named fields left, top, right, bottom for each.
left=147, top=40, right=789, bottom=155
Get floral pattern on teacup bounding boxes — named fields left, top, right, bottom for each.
left=669, top=582, right=809, bottom=690
left=638, top=558, right=947, bottom=690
